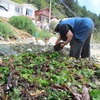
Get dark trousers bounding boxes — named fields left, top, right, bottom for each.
left=69, top=30, right=92, bottom=59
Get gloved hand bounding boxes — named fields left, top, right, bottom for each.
left=54, top=42, right=64, bottom=51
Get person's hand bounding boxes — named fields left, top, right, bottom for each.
left=60, top=42, right=65, bottom=48
left=54, top=42, right=64, bottom=51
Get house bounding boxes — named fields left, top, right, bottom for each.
left=35, top=8, right=59, bottom=29
left=20, top=4, right=37, bottom=19
left=35, top=8, right=49, bottom=28
left=35, top=8, right=49, bottom=23
left=0, top=0, right=37, bottom=19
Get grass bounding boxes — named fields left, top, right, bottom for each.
left=35, top=29, right=57, bottom=41
left=0, top=20, right=17, bottom=40
left=91, top=29, right=100, bottom=43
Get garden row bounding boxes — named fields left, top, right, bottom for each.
left=0, top=50, right=100, bottom=100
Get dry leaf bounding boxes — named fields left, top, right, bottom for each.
left=30, top=90, right=46, bottom=96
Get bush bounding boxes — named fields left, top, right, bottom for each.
left=9, top=16, right=37, bottom=35
left=37, top=29, right=56, bottom=40
left=0, top=21, right=17, bottom=39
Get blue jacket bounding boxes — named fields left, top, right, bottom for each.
left=59, top=17, right=94, bottom=42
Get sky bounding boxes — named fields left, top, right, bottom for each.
left=77, top=0, right=100, bottom=15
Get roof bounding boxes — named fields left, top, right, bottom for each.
left=21, top=4, right=37, bottom=10
left=35, top=8, right=49, bottom=17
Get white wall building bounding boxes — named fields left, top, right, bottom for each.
left=0, top=0, right=37, bottom=18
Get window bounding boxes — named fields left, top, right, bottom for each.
left=26, top=8, right=33, bottom=16
left=15, top=6, right=19, bottom=12
left=41, top=15, right=45, bottom=23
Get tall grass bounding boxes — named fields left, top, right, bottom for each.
left=36, top=29, right=56, bottom=41
left=0, top=21, right=17, bottom=39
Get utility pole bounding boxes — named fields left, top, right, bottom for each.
left=49, top=0, right=52, bottom=23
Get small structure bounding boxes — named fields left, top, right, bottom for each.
left=35, top=8, right=59, bottom=29
left=35, top=8, right=49, bottom=23
left=35, top=8, right=50, bottom=29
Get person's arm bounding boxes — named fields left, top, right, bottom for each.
left=64, top=30, right=73, bottom=44
left=55, top=34, right=61, bottom=45
left=61, top=30, right=73, bottom=47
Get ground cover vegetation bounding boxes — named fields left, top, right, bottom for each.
left=9, top=16, right=37, bottom=35
left=0, top=51, right=100, bottom=99
left=0, top=0, right=100, bottom=99
left=0, top=18, right=17, bottom=40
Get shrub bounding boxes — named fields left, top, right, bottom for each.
left=37, top=29, right=56, bottom=40
left=0, top=21, right=17, bottom=39
left=9, top=16, right=37, bottom=35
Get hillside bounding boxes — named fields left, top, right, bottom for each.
left=0, top=17, right=33, bottom=44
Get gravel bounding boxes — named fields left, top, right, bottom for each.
left=91, top=43, right=100, bottom=64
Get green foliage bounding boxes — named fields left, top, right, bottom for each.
left=47, top=87, right=70, bottom=100
left=12, top=0, right=26, bottom=3
left=9, top=16, right=37, bottom=35
left=9, top=88, right=21, bottom=100
left=52, top=7, right=65, bottom=18
left=0, top=21, right=17, bottom=39
left=0, top=67, right=10, bottom=84
left=36, top=78, right=49, bottom=87
left=90, top=89, right=100, bottom=100
left=0, top=51, right=100, bottom=99
left=78, top=69, right=95, bottom=79
left=37, top=29, right=56, bottom=40
left=48, top=91, right=61, bottom=100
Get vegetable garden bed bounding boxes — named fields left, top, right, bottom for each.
left=0, top=46, right=100, bottom=100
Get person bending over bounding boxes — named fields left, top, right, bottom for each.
left=49, top=17, right=94, bottom=59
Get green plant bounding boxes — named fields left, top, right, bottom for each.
left=90, top=89, right=100, bottom=100
left=37, top=78, right=49, bottom=87
left=0, top=21, right=17, bottom=39
left=0, top=67, right=10, bottom=84
left=37, top=29, right=56, bottom=40
left=9, top=16, right=37, bottom=35
left=9, top=88, right=21, bottom=100
left=78, top=68, right=95, bottom=79
left=12, top=0, right=25, bottom=3
left=0, top=51, right=100, bottom=99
